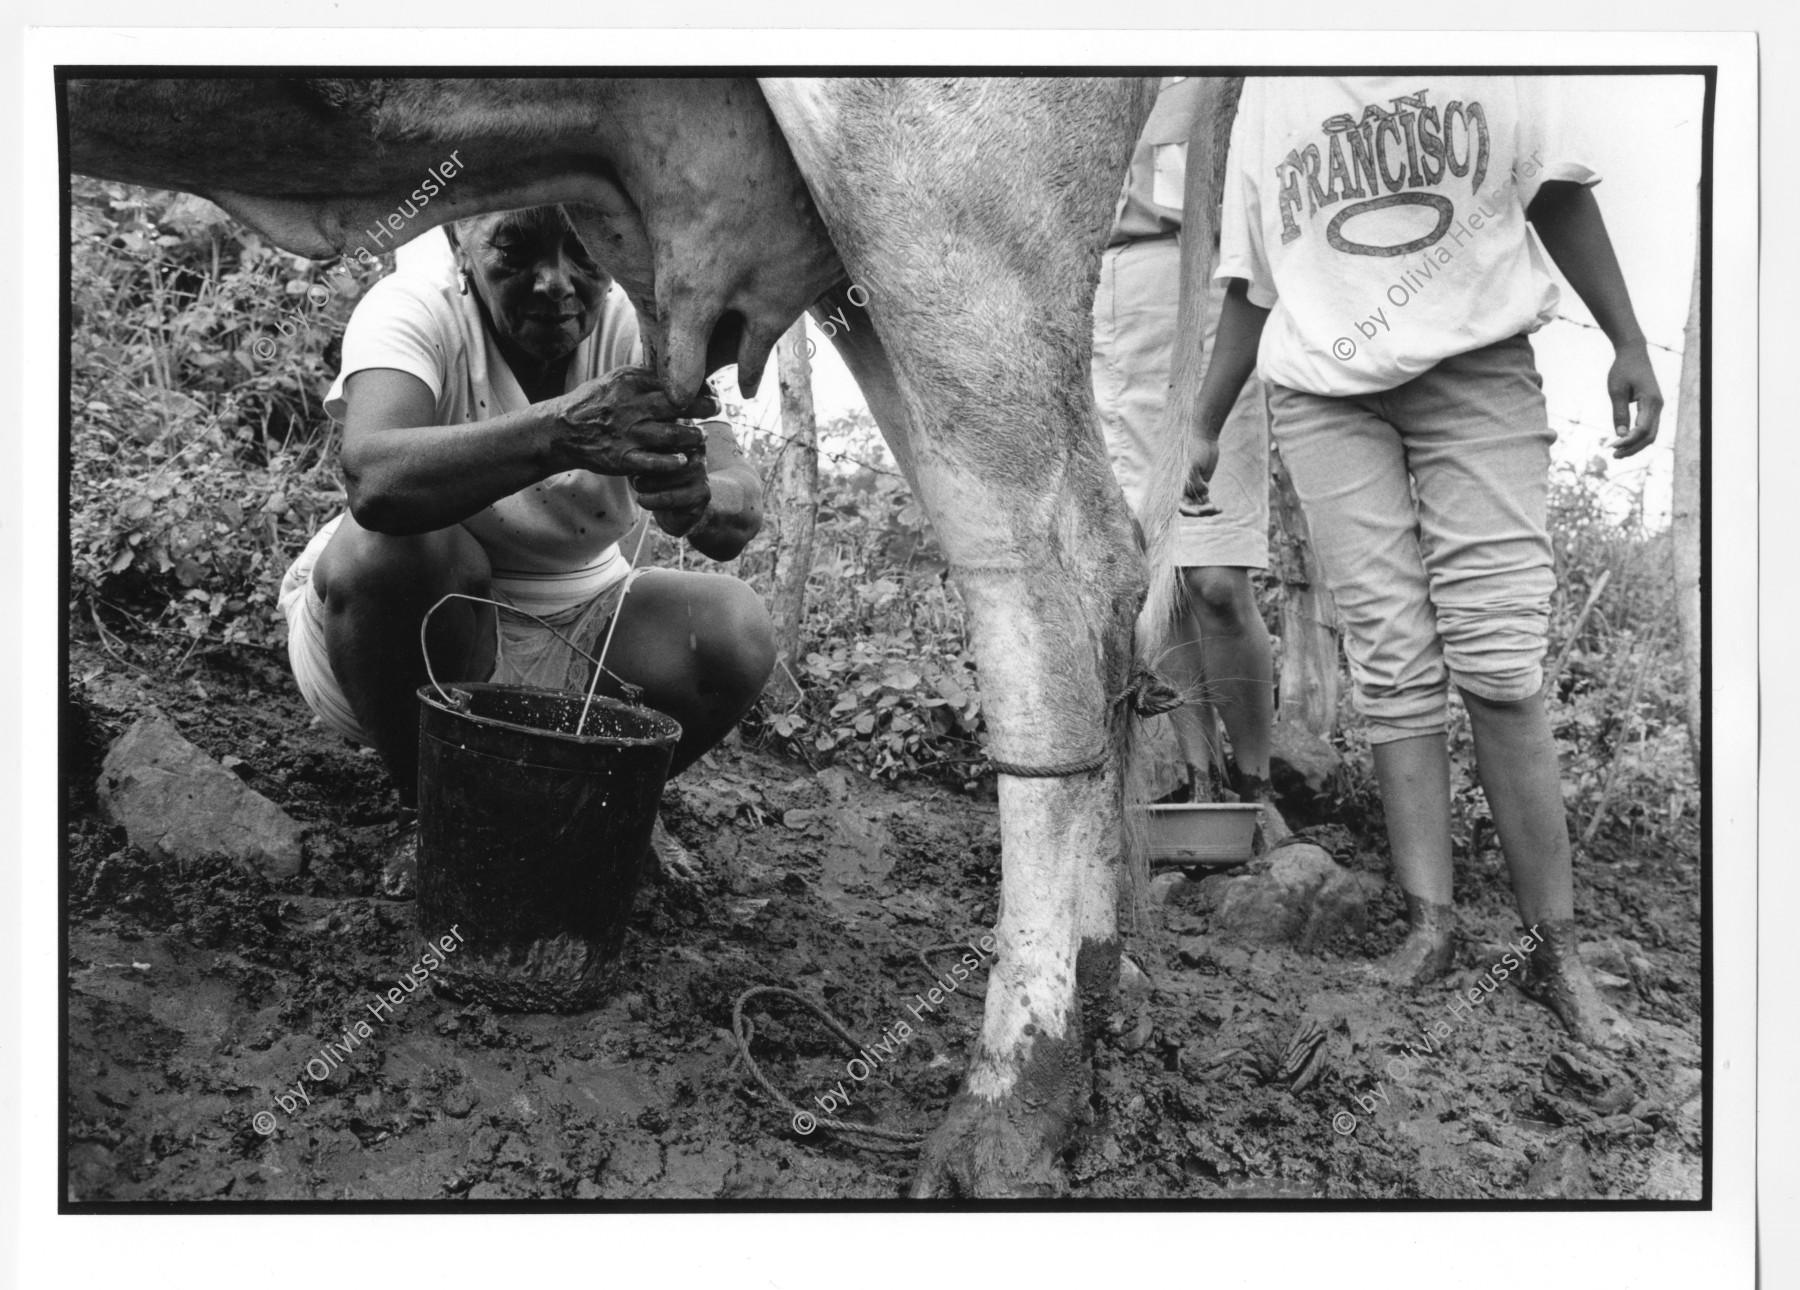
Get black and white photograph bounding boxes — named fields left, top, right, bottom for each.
left=9, top=14, right=1770, bottom=1290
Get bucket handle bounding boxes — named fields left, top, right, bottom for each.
left=418, top=519, right=656, bottom=733
left=416, top=592, right=640, bottom=713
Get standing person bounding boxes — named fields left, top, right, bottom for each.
left=278, top=206, right=775, bottom=891
left=1190, top=78, right=1661, bottom=1047
left=1093, top=75, right=1283, bottom=828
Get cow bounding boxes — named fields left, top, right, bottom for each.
left=65, top=73, right=1236, bottom=1197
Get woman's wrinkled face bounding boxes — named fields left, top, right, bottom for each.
left=455, top=207, right=610, bottom=364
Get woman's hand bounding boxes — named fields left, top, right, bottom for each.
left=1607, top=342, right=1664, bottom=458
left=554, top=365, right=718, bottom=476
left=633, top=454, right=712, bottom=538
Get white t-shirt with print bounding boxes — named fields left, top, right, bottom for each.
left=325, top=226, right=646, bottom=610
left=1216, top=76, right=1598, bottom=396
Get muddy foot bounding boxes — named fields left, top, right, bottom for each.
left=1234, top=773, right=1293, bottom=850
left=1523, top=920, right=1638, bottom=1050
left=646, top=815, right=703, bottom=887
left=379, top=826, right=419, bottom=900
left=908, top=1091, right=1084, bottom=1199
left=1366, top=894, right=1457, bottom=987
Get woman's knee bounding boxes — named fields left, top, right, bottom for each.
left=317, top=519, right=490, bottom=610
left=626, top=572, right=775, bottom=700
left=1437, top=603, right=1548, bottom=708
left=699, top=577, right=778, bottom=695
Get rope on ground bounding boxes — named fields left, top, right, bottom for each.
left=729, top=986, right=925, bottom=1153
left=915, top=943, right=990, bottom=1002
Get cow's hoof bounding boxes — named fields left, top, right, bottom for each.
left=908, top=1093, right=1079, bottom=1199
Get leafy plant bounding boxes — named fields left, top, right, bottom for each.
left=69, top=177, right=387, bottom=659
left=720, top=411, right=994, bottom=786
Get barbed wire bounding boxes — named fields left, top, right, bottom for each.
left=746, top=423, right=906, bottom=481
left=1550, top=314, right=1683, bottom=357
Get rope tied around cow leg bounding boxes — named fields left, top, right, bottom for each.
left=730, top=986, right=925, bottom=1153
left=978, top=663, right=1183, bottom=779
left=1116, top=664, right=1185, bottom=717
left=985, top=749, right=1109, bottom=779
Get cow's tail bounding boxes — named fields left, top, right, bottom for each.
left=1121, top=76, right=1243, bottom=931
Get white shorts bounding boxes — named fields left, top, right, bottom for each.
left=1092, top=236, right=1270, bottom=570
left=278, top=513, right=639, bottom=744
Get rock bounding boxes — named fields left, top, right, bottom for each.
left=1147, top=872, right=1189, bottom=905
left=1268, top=719, right=1344, bottom=815
left=1188, top=872, right=1237, bottom=913
left=440, top=1083, right=480, bottom=1119
left=1467, top=1140, right=1530, bottom=1188
left=1175, top=935, right=1212, bottom=967
left=96, top=712, right=305, bottom=879
left=1213, top=842, right=1378, bottom=950
left=1118, top=953, right=1153, bottom=997
left=1116, top=1015, right=1155, bottom=1053
left=1524, top=1139, right=1596, bottom=1199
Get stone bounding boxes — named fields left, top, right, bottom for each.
left=1268, top=719, right=1344, bottom=814
left=1213, top=842, right=1379, bottom=950
left=1116, top=1015, right=1155, bottom=1053
left=1147, top=872, right=1189, bottom=906
left=1175, top=935, right=1212, bottom=967
left=1118, top=953, right=1153, bottom=997
left=1524, top=1139, right=1596, bottom=1199
left=96, top=712, right=305, bottom=879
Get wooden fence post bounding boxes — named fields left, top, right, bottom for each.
left=1673, top=185, right=1704, bottom=770
left=1270, top=444, right=1342, bottom=736
left=765, top=319, right=820, bottom=705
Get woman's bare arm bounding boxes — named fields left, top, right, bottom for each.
left=1527, top=180, right=1664, bottom=457
left=339, top=365, right=714, bottom=535
left=631, top=420, right=765, bottom=560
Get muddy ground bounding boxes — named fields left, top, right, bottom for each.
left=63, top=629, right=1705, bottom=1204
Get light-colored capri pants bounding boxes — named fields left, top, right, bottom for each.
left=1092, top=236, right=1270, bottom=570
left=1266, top=332, right=1557, bottom=745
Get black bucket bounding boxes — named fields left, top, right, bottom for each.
left=415, top=682, right=682, bottom=1012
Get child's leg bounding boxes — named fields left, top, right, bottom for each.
left=1265, top=383, right=1458, bottom=982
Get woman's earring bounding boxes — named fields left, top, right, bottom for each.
left=458, top=269, right=471, bottom=297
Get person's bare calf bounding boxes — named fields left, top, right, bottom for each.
left=1182, top=565, right=1286, bottom=841
left=1367, top=731, right=1459, bottom=987
left=314, top=514, right=498, bottom=808
left=1461, top=688, right=1627, bottom=1048
left=539, top=567, right=776, bottom=888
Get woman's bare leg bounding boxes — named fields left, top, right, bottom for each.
left=1460, top=687, right=1615, bottom=1045
left=1369, top=732, right=1458, bottom=984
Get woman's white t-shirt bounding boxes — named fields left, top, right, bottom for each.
left=324, top=226, right=645, bottom=612
left=1216, top=76, right=1599, bottom=396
